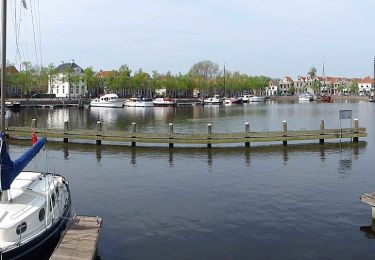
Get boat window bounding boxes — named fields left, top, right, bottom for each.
left=39, top=208, right=45, bottom=222
left=52, top=193, right=56, bottom=208
left=16, top=222, right=27, bottom=235
left=56, top=186, right=59, bottom=198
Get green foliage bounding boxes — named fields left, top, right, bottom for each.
left=6, top=60, right=274, bottom=98
left=308, top=67, right=317, bottom=78
left=349, top=81, right=358, bottom=94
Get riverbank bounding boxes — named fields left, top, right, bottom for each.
left=269, top=95, right=369, bottom=101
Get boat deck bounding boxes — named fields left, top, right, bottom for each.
left=360, top=192, right=375, bottom=207
left=50, top=215, right=103, bottom=260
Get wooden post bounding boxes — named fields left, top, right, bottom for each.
left=31, top=118, right=37, bottom=130
left=283, top=120, right=287, bottom=146
left=353, top=118, right=359, bottom=143
left=319, top=120, right=325, bottom=144
left=63, top=121, right=69, bottom=143
left=131, top=122, right=136, bottom=147
left=207, top=123, right=212, bottom=148
left=245, top=122, right=250, bottom=147
left=96, top=121, right=102, bottom=145
left=169, top=123, right=174, bottom=148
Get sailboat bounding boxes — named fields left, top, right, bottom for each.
left=321, top=61, right=331, bottom=102
left=0, top=1, right=72, bottom=259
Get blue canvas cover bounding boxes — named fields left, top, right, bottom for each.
left=0, top=132, right=46, bottom=190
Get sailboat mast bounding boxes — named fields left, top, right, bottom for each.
left=322, top=61, right=325, bottom=95
left=223, top=63, right=226, bottom=97
left=1, top=0, right=6, bottom=132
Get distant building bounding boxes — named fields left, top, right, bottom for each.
left=48, top=60, right=87, bottom=98
left=356, top=76, right=373, bottom=94
left=278, top=76, right=294, bottom=95
left=5, top=66, right=22, bottom=97
left=266, top=80, right=278, bottom=96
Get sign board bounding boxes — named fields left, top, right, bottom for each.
left=339, top=110, right=352, bottom=120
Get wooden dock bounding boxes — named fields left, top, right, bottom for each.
left=5, top=118, right=366, bottom=148
left=50, top=215, right=103, bottom=260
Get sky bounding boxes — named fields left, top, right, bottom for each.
left=6, top=0, right=375, bottom=78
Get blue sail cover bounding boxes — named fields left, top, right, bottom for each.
left=0, top=132, right=46, bottom=190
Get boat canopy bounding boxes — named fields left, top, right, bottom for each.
left=0, top=132, right=46, bottom=190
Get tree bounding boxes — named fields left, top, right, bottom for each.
left=349, top=81, right=359, bottom=94
left=40, top=63, right=57, bottom=94
left=312, top=80, right=321, bottom=94
left=18, top=61, right=37, bottom=96
left=308, top=67, right=317, bottom=78
left=83, top=67, right=97, bottom=92
left=189, top=60, right=219, bottom=79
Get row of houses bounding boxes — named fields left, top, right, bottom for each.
left=6, top=60, right=374, bottom=98
left=266, top=75, right=374, bottom=96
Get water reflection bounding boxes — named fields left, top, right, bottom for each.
left=168, top=148, right=174, bottom=167
left=360, top=220, right=375, bottom=239
left=11, top=140, right=366, bottom=170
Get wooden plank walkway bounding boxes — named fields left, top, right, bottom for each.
left=50, top=215, right=103, bottom=260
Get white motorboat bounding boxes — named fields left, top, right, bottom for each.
left=299, top=93, right=314, bottom=102
left=124, top=97, right=154, bottom=107
left=241, top=94, right=251, bottom=103
left=90, top=93, right=124, bottom=108
left=203, top=95, right=223, bottom=105
left=249, top=96, right=265, bottom=102
left=153, top=97, right=177, bottom=107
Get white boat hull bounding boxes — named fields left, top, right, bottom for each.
left=124, top=101, right=154, bottom=107
left=0, top=172, right=72, bottom=259
left=90, top=100, right=124, bottom=108
left=249, top=96, right=265, bottom=102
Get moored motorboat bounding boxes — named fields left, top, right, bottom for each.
left=249, top=96, right=265, bottom=102
left=153, top=97, right=177, bottom=107
left=5, top=101, right=21, bottom=111
left=124, top=97, right=153, bottom=107
left=299, top=93, right=314, bottom=102
left=203, top=95, right=223, bottom=105
left=90, top=93, right=124, bottom=108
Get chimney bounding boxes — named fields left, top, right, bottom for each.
left=71, top=59, right=75, bottom=64
left=60, top=61, right=64, bottom=65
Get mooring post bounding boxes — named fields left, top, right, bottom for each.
left=131, top=122, right=136, bottom=147
left=319, top=120, right=325, bottom=144
left=353, top=118, right=359, bottom=143
left=169, top=123, right=174, bottom=148
left=245, top=122, right=250, bottom=147
left=63, top=121, right=69, bottom=143
left=283, top=120, right=287, bottom=146
left=31, top=118, right=37, bottom=130
left=207, top=123, right=212, bottom=148
left=96, top=121, right=102, bottom=145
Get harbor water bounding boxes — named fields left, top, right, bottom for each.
left=7, top=101, right=375, bottom=259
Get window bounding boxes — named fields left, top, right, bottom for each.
left=39, top=208, right=45, bottom=222
left=52, top=193, right=56, bottom=208
left=76, top=87, right=79, bottom=94
left=16, top=222, right=27, bottom=235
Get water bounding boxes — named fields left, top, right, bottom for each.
left=7, top=101, right=375, bottom=259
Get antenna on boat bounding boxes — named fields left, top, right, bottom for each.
left=1, top=0, right=7, bottom=133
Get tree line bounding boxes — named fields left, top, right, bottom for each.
left=6, top=60, right=271, bottom=98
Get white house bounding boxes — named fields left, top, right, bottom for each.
left=265, top=80, right=278, bottom=96
left=356, top=76, right=373, bottom=95
left=48, top=60, right=87, bottom=98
